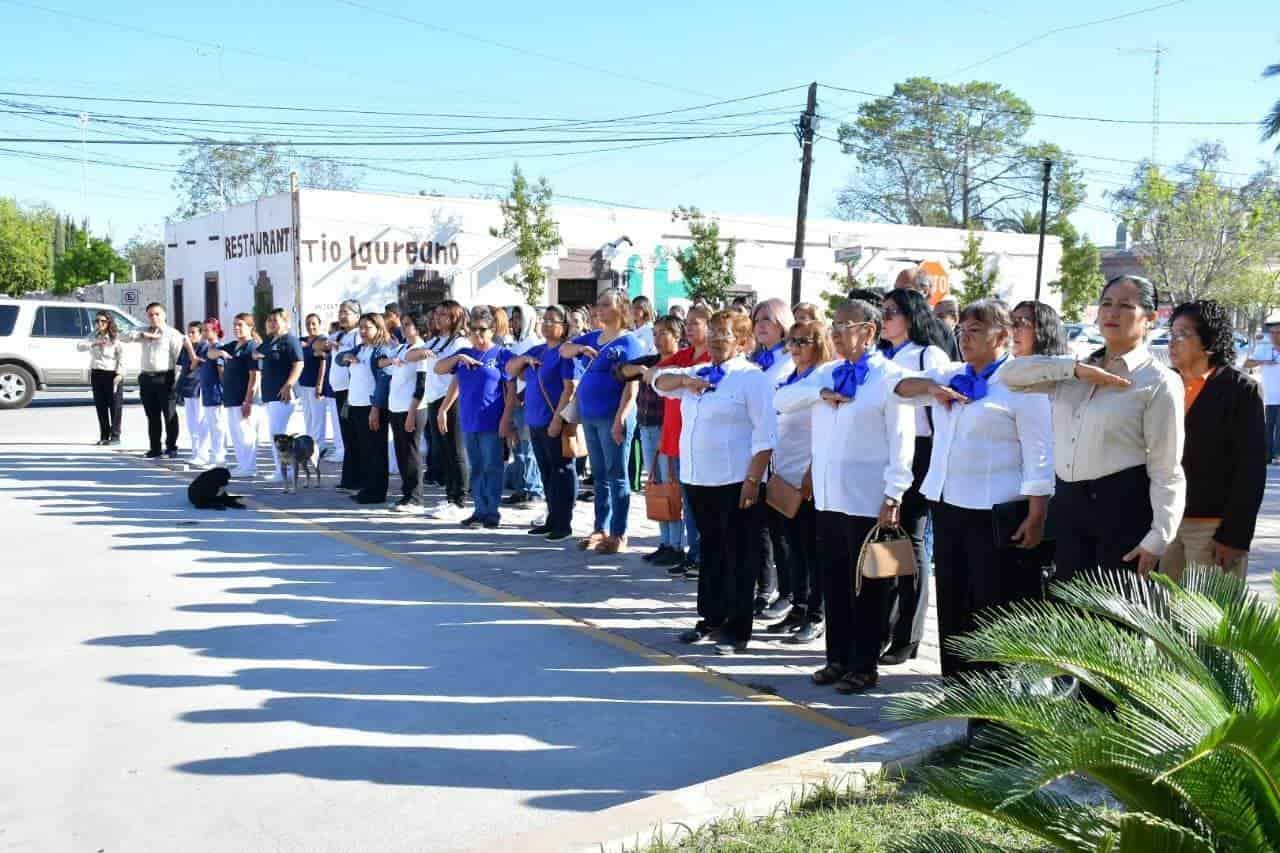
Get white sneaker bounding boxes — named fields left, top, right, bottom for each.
left=531, top=512, right=547, bottom=527
left=429, top=502, right=465, bottom=521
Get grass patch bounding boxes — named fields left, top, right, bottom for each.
left=633, top=767, right=1050, bottom=852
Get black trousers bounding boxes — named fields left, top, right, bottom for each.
left=427, top=399, right=465, bottom=504
left=138, top=370, right=178, bottom=453
left=389, top=410, right=424, bottom=503
left=816, top=510, right=890, bottom=673
left=351, top=405, right=389, bottom=502
left=335, top=390, right=362, bottom=490
left=530, top=426, right=578, bottom=535
left=1054, top=466, right=1152, bottom=581
left=883, top=436, right=932, bottom=653
left=932, top=501, right=1031, bottom=678
left=686, top=483, right=764, bottom=644
left=782, top=499, right=822, bottom=621
left=756, top=502, right=793, bottom=600
left=90, top=369, right=123, bottom=440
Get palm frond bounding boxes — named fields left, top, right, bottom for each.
left=885, top=670, right=1102, bottom=734
left=1166, top=751, right=1280, bottom=852
left=1161, top=704, right=1280, bottom=819
left=1108, top=812, right=1214, bottom=853
left=887, top=830, right=1023, bottom=852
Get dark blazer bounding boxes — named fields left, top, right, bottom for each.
left=1182, top=366, right=1266, bottom=550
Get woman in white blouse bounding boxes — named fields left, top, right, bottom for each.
left=767, top=317, right=832, bottom=644
left=749, top=298, right=796, bottom=618
left=894, top=300, right=1054, bottom=678
left=877, top=287, right=952, bottom=666
left=80, top=311, right=125, bottom=445
left=653, top=310, right=777, bottom=656
left=775, top=299, right=915, bottom=694
left=1002, top=275, right=1185, bottom=579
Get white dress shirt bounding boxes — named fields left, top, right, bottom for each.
left=327, top=328, right=359, bottom=392
left=388, top=342, right=431, bottom=413
left=775, top=353, right=915, bottom=518
left=884, top=341, right=951, bottom=437
left=771, top=365, right=816, bottom=487
left=125, top=325, right=185, bottom=372
left=1251, top=340, right=1280, bottom=405
left=897, top=360, right=1054, bottom=509
left=345, top=345, right=378, bottom=407
left=632, top=323, right=656, bottom=355
left=1001, top=347, right=1186, bottom=554
left=752, top=345, right=794, bottom=389
left=652, top=355, right=777, bottom=487
left=424, top=336, right=466, bottom=403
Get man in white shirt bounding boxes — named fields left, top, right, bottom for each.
left=123, top=302, right=197, bottom=459
left=1244, top=323, right=1280, bottom=462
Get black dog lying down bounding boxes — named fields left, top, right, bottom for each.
left=188, top=467, right=246, bottom=510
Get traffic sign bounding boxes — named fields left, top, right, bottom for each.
left=785, top=258, right=806, bottom=270
left=834, top=246, right=863, bottom=264
left=122, top=288, right=140, bottom=306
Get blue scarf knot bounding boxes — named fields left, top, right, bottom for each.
left=948, top=355, right=1007, bottom=401
left=780, top=365, right=815, bottom=388
left=751, top=343, right=784, bottom=372
left=830, top=354, right=872, bottom=398
left=696, top=363, right=726, bottom=388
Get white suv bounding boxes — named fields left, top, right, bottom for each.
left=0, top=297, right=147, bottom=409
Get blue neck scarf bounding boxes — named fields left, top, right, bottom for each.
left=885, top=340, right=911, bottom=361
left=948, top=354, right=1008, bottom=401
left=752, top=342, right=785, bottom=372
left=830, top=353, right=872, bottom=399
left=696, top=362, right=727, bottom=389
left=780, top=365, right=815, bottom=388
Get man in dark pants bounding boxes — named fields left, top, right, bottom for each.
left=127, top=303, right=194, bottom=459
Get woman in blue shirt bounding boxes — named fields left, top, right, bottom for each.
left=196, top=320, right=226, bottom=468
left=205, top=313, right=260, bottom=478
left=256, top=308, right=305, bottom=482
left=338, top=313, right=394, bottom=505
left=299, top=313, right=328, bottom=447
left=505, top=304, right=579, bottom=541
left=176, top=321, right=206, bottom=465
left=558, top=288, right=645, bottom=554
left=435, top=306, right=510, bottom=529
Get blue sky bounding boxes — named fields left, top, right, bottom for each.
left=0, top=0, right=1277, bottom=249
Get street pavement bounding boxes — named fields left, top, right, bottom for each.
left=3, top=390, right=1276, bottom=851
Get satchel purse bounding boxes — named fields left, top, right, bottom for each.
left=557, top=342, right=606, bottom=425
left=765, top=473, right=804, bottom=519
left=644, top=451, right=682, bottom=522
left=533, top=360, right=588, bottom=459
left=854, top=523, right=917, bottom=595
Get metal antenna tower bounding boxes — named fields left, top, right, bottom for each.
left=1119, top=42, right=1167, bottom=164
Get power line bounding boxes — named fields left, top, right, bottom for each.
left=0, top=131, right=791, bottom=147
left=948, top=0, right=1190, bottom=75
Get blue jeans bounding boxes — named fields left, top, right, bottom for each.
left=639, top=424, right=682, bottom=550
left=463, top=430, right=504, bottom=522
left=583, top=414, right=636, bottom=537
left=680, top=477, right=701, bottom=564
left=529, top=425, right=578, bottom=535
left=1267, top=405, right=1280, bottom=460
left=504, top=403, right=544, bottom=498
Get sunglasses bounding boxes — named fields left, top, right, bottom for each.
left=470, top=326, right=492, bottom=334
left=881, top=308, right=903, bottom=320
left=786, top=336, right=816, bottom=347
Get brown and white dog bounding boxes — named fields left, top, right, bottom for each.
left=272, top=434, right=319, bottom=493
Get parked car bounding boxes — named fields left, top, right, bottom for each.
left=0, top=297, right=145, bottom=409
left=1065, top=323, right=1106, bottom=361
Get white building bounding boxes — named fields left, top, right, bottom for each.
left=164, top=188, right=1062, bottom=329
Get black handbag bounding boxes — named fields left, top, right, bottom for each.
left=992, top=498, right=1058, bottom=550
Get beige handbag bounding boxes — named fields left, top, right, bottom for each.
left=533, top=360, right=588, bottom=458
left=855, top=523, right=917, bottom=596
left=765, top=474, right=804, bottom=519
left=557, top=346, right=602, bottom=425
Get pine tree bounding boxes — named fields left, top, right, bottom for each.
left=955, top=231, right=998, bottom=304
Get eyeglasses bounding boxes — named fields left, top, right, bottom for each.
left=1168, top=329, right=1199, bottom=343
left=958, top=325, right=993, bottom=337
left=786, top=336, right=816, bottom=347
left=541, top=318, right=564, bottom=326
left=1012, top=317, right=1035, bottom=330
left=881, top=308, right=903, bottom=320
left=832, top=321, right=875, bottom=334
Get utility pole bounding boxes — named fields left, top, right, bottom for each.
left=790, top=82, right=818, bottom=307
left=1034, top=159, right=1053, bottom=304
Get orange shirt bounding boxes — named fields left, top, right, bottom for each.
left=1183, top=373, right=1208, bottom=413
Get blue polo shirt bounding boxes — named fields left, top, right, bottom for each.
left=521, top=343, right=579, bottom=429
left=220, top=339, right=258, bottom=407
left=299, top=335, right=323, bottom=388
left=198, top=348, right=223, bottom=406
left=452, top=346, right=507, bottom=433
left=572, top=330, right=645, bottom=421
left=175, top=342, right=204, bottom=399
left=257, top=333, right=304, bottom=402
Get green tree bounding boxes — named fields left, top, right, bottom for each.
left=0, top=198, right=54, bottom=295
left=123, top=232, right=166, bottom=280
left=172, top=139, right=361, bottom=218
left=954, top=232, right=998, bottom=304
left=54, top=230, right=129, bottom=292
left=835, top=77, right=1085, bottom=228
left=887, top=568, right=1280, bottom=852
left=1111, top=143, right=1280, bottom=309
left=1049, top=220, right=1104, bottom=322
left=488, top=164, right=561, bottom=305
left=1264, top=61, right=1280, bottom=148
left=671, top=206, right=736, bottom=306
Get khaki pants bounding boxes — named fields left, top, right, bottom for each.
left=1161, top=518, right=1247, bottom=582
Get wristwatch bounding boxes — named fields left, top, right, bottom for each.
left=745, top=474, right=761, bottom=485
left=883, top=497, right=900, bottom=507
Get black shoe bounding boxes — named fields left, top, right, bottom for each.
left=545, top=529, right=573, bottom=542
left=761, top=597, right=792, bottom=620
left=753, top=592, right=778, bottom=616
left=165, top=448, right=179, bottom=459
left=354, top=494, right=386, bottom=505
left=460, top=515, right=481, bottom=528
left=878, top=644, right=919, bottom=666
left=528, top=524, right=552, bottom=535
left=654, top=548, right=686, bottom=567
left=144, top=450, right=162, bottom=459
left=94, top=439, right=108, bottom=446
left=667, top=560, right=690, bottom=576
left=108, top=437, right=121, bottom=446
left=483, top=517, right=500, bottom=529
left=642, top=546, right=670, bottom=563
left=682, top=560, right=700, bottom=580
left=766, top=610, right=806, bottom=633
left=715, top=640, right=748, bottom=656
left=678, top=626, right=713, bottom=644
left=788, top=621, right=825, bottom=645
left=502, top=491, right=529, bottom=507
left=577, top=490, right=594, bottom=503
